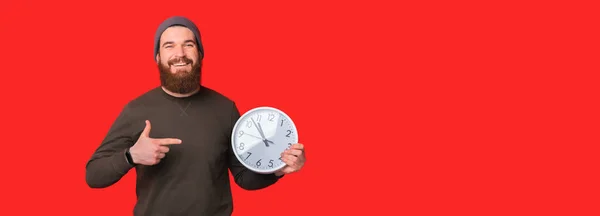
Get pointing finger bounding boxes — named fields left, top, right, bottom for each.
left=155, top=138, right=182, bottom=145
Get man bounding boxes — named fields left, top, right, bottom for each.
left=85, top=16, right=306, bottom=216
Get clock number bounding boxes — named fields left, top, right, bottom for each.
left=238, top=130, right=244, bottom=137
left=256, top=159, right=262, bottom=167
left=286, top=130, right=292, bottom=137
left=238, top=142, right=245, bottom=150
left=244, top=152, right=252, bottom=161
left=268, top=113, right=275, bottom=121
left=280, top=119, right=285, bottom=127
left=287, top=143, right=292, bottom=150
left=268, top=159, right=274, bottom=168
left=256, top=114, right=262, bottom=122
left=246, top=120, right=251, bottom=128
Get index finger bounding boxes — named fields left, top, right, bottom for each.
left=154, top=138, right=183, bottom=145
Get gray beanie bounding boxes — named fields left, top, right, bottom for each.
left=154, top=16, right=204, bottom=62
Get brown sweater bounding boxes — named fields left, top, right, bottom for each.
left=85, top=86, right=282, bottom=216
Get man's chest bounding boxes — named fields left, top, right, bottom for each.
left=138, top=103, right=231, bottom=169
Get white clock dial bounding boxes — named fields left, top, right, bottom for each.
left=231, top=106, right=298, bottom=174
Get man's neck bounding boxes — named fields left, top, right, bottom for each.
left=161, top=86, right=200, bottom=98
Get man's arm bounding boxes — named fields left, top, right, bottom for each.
left=85, top=104, right=139, bottom=188
left=227, top=102, right=283, bottom=190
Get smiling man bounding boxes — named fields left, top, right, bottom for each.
left=156, top=23, right=202, bottom=96
left=85, top=16, right=306, bottom=216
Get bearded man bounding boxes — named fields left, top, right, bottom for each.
left=85, top=16, right=306, bottom=216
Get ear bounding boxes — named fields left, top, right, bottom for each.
left=155, top=53, right=160, bottom=64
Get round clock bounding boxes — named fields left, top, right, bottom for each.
left=231, top=106, right=299, bottom=174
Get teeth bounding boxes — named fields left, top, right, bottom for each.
left=173, top=63, right=188, bottom=66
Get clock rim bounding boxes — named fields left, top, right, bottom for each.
left=231, top=106, right=299, bottom=174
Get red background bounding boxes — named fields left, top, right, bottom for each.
left=1, top=0, right=599, bottom=215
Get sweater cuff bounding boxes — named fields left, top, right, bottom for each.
left=112, top=149, right=135, bottom=175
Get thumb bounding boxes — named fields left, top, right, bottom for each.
left=141, top=120, right=151, bottom=137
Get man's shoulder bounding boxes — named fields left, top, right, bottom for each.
left=199, top=86, right=240, bottom=117
left=200, top=86, right=235, bottom=104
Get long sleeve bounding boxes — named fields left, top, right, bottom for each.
left=85, top=104, right=139, bottom=188
left=227, top=102, right=283, bottom=190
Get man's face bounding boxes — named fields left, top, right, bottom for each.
left=156, top=26, right=202, bottom=94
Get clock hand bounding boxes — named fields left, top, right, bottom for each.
left=256, top=122, right=273, bottom=141
left=256, top=122, right=275, bottom=144
left=251, top=118, right=267, bottom=140
left=251, top=118, right=271, bottom=147
left=244, top=133, right=274, bottom=144
left=244, top=133, right=263, bottom=140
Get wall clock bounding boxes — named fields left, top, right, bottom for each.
left=231, top=106, right=298, bottom=174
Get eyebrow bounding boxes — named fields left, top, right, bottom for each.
left=162, top=40, right=196, bottom=47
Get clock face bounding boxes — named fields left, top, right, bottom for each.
left=231, top=106, right=298, bottom=174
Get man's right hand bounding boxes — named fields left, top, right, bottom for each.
left=129, top=120, right=182, bottom=165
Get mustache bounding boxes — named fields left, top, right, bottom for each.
left=168, top=57, right=193, bottom=65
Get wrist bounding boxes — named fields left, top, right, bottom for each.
left=125, top=147, right=136, bottom=166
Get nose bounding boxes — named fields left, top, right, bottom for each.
left=174, top=45, right=185, bottom=57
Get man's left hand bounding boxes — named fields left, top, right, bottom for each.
left=275, top=143, right=306, bottom=176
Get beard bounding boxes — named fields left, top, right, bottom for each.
left=158, top=56, right=202, bottom=94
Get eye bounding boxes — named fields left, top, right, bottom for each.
left=186, top=44, right=194, bottom=47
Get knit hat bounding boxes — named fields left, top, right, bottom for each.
left=154, top=16, right=204, bottom=62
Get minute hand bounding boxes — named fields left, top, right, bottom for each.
left=251, top=118, right=273, bottom=145
left=257, top=122, right=273, bottom=144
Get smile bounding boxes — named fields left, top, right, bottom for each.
left=172, top=63, right=189, bottom=67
